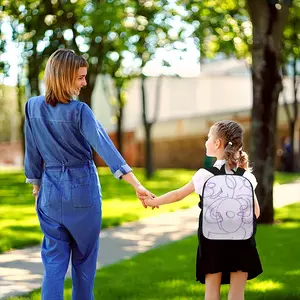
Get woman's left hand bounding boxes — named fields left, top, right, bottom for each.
left=33, top=185, right=39, bottom=211
left=35, top=195, right=38, bottom=211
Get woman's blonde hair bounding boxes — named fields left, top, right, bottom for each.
left=45, top=49, right=88, bottom=106
left=211, top=120, right=250, bottom=170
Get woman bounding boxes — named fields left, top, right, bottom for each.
left=24, top=48, right=153, bottom=299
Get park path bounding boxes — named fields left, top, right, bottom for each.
left=0, top=181, right=299, bottom=299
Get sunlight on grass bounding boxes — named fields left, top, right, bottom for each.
left=1, top=168, right=299, bottom=254
left=6, top=203, right=300, bottom=300
left=0, top=168, right=197, bottom=253
left=158, top=279, right=187, bottom=288
left=274, top=171, right=300, bottom=185
left=286, top=269, right=300, bottom=275
left=274, top=222, right=300, bottom=229
left=275, top=203, right=300, bottom=222
left=247, top=280, right=283, bottom=292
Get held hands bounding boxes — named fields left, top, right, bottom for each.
left=135, top=185, right=159, bottom=209
left=144, top=195, right=157, bottom=208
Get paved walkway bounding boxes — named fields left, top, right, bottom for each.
left=0, top=182, right=299, bottom=299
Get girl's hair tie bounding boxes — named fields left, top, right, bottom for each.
left=228, top=141, right=233, bottom=146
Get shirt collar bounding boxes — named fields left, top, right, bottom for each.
left=213, top=159, right=226, bottom=169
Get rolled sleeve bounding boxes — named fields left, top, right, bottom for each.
left=24, top=102, right=43, bottom=185
left=26, top=178, right=42, bottom=185
left=79, top=103, right=132, bottom=179
left=113, top=164, right=132, bottom=179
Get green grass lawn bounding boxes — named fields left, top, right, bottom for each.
left=273, top=171, right=300, bottom=185
left=7, top=202, right=300, bottom=300
left=0, top=168, right=198, bottom=253
left=0, top=168, right=300, bottom=254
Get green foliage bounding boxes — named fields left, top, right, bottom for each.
left=181, top=0, right=251, bottom=61
left=181, top=0, right=300, bottom=66
left=283, top=0, right=300, bottom=63
left=2, top=0, right=178, bottom=102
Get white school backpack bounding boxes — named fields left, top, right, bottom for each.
left=201, top=165, right=255, bottom=240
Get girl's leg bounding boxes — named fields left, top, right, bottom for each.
left=228, top=271, right=248, bottom=300
left=205, top=272, right=222, bottom=300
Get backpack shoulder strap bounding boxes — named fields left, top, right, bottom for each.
left=205, top=165, right=246, bottom=176
left=233, top=167, right=246, bottom=176
left=204, top=166, right=224, bottom=175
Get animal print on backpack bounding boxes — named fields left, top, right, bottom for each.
left=202, top=166, right=255, bottom=240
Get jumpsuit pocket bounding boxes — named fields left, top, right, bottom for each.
left=71, top=183, right=93, bottom=208
left=40, top=183, right=52, bottom=207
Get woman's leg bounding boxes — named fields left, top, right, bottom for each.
left=205, top=272, right=222, bottom=300
left=38, top=209, right=71, bottom=300
left=71, top=238, right=99, bottom=300
left=228, top=271, right=248, bottom=300
left=66, top=208, right=101, bottom=300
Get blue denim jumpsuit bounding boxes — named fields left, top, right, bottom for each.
left=24, top=96, right=132, bottom=300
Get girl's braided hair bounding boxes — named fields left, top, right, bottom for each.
left=211, top=120, right=250, bottom=170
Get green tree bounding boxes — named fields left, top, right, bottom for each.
left=248, top=0, right=290, bottom=223
left=182, top=0, right=293, bottom=223
left=127, top=0, right=175, bottom=178
left=4, top=0, right=86, bottom=97
left=3, top=0, right=131, bottom=106
left=102, top=52, right=135, bottom=155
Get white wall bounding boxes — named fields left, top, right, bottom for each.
left=91, top=74, right=296, bottom=138
left=91, top=75, right=117, bottom=133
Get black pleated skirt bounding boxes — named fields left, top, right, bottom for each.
left=196, top=233, right=263, bottom=284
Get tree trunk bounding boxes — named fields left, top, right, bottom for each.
left=116, top=86, right=124, bottom=155
left=17, top=82, right=25, bottom=165
left=248, top=1, right=289, bottom=223
left=145, top=122, right=153, bottom=179
left=141, top=74, right=154, bottom=179
left=27, top=55, right=41, bottom=96
left=292, top=57, right=299, bottom=170
left=79, top=72, right=97, bottom=107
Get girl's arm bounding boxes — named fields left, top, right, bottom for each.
left=145, top=181, right=195, bottom=207
left=254, top=193, right=260, bottom=219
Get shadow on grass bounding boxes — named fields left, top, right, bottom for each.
left=0, top=225, right=42, bottom=252
left=62, top=219, right=300, bottom=299
left=5, top=213, right=300, bottom=300
left=8, top=225, right=41, bottom=233
left=102, top=213, right=139, bottom=228
left=275, top=202, right=300, bottom=223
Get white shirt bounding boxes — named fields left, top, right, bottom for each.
left=192, top=159, right=258, bottom=196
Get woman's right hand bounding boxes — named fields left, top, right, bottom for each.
left=135, top=185, right=158, bottom=209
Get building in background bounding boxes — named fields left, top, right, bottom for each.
left=92, top=59, right=299, bottom=170
left=0, top=58, right=298, bottom=169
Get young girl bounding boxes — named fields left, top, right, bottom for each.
left=24, top=49, right=153, bottom=299
left=144, top=120, right=263, bottom=300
